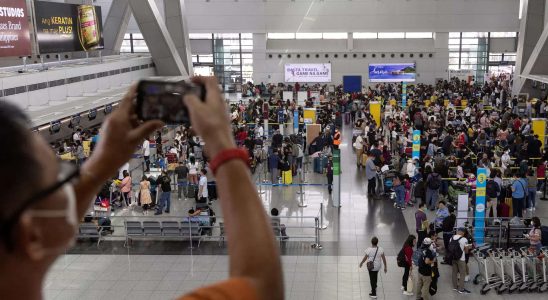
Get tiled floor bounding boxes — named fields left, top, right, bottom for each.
left=46, top=124, right=548, bottom=299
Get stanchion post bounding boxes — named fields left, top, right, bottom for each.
left=320, top=202, right=327, bottom=230
left=258, top=169, right=265, bottom=195
left=542, top=173, right=548, bottom=201
left=188, top=221, right=194, bottom=249
left=311, top=217, right=322, bottom=250
left=298, top=184, right=307, bottom=207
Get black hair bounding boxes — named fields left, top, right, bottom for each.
left=271, top=208, right=279, bottom=216
left=201, top=168, right=207, bottom=175
left=0, top=102, right=41, bottom=248
left=404, top=234, right=416, bottom=247
left=419, top=202, right=425, bottom=208
left=532, top=216, right=541, bottom=228
left=371, top=236, right=378, bottom=246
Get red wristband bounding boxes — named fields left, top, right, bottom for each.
left=210, top=148, right=249, bottom=176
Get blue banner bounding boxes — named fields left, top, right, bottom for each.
left=402, top=82, right=407, bottom=108
left=293, top=110, right=299, bottom=132
left=369, top=63, right=416, bottom=83
left=474, top=168, right=487, bottom=244
left=412, top=130, right=420, bottom=160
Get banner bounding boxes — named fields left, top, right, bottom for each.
left=412, top=130, right=420, bottom=160
left=474, top=168, right=487, bottom=244
left=285, top=63, right=332, bottom=83
left=0, top=0, right=31, bottom=57
left=370, top=101, right=381, bottom=128
left=402, top=82, right=407, bottom=108
left=369, top=63, right=416, bottom=82
left=34, top=1, right=104, bottom=53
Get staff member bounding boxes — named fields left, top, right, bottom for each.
left=333, top=128, right=341, bottom=150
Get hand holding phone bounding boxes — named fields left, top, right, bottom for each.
left=136, top=80, right=206, bottom=125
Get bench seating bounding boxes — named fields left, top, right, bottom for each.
left=77, top=223, right=104, bottom=247
left=124, top=220, right=203, bottom=247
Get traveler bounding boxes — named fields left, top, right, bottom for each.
left=269, top=149, right=280, bottom=184
left=155, top=170, right=172, bottom=215
left=326, top=155, right=334, bottom=194
left=139, top=175, right=152, bottom=215
left=415, top=202, right=428, bottom=248
left=120, top=170, right=132, bottom=207
left=359, top=236, right=387, bottom=299
left=526, top=168, right=538, bottom=211
left=511, top=172, right=527, bottom=217
left=394, top=174, right=406, bottom=210
left=365, top=151, right=378, bottom=197
left=425, top=170, right=441, bottom=211
left=354, top=133, right=365, bottom=168
left=416, top=238, right=436, bottom=300
left=434, top=201, right=449, bottom=231
left=333, top=128, right=341, bottom=149
left=175, top=161, right=189, bottom=200
left=188, top=156, right=200, bottom=185
left=142, top=138, right=150, bottom=172
left=448, top=227, right=471, bottom=294
left=270, top=208, right=288, bottom=240
left=441, top=205, right=456, bottom=264
left=198, top=168, right=210, bottom=205
left=525, top=216, right=542, bottom=254
left=398, top=234, right=416, bottom=296
left=486, top=172, right=501, bottom=222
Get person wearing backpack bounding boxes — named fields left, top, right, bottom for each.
left=486, top=173, right=501, bottom=223
left=425, top=171, right=441, bottom=211
left=397, top=235, right=416, bottom=296
left=440, top=205, right=456, bottom=264
left=416, top=238, right=436, bottom=300
left=449, top=227, right=471, bottom=294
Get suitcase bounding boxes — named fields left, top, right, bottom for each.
left=498, top=201, right=510, bottom=218
left=282, top=170, right=293, bottom=184
left=207, top=181, right=217, bottom=200
left=314, top=156, right=326, bottom=174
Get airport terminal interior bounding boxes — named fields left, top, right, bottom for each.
left=4, top=0, right=548, bottom=299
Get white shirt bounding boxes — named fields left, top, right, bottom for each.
left=189, top=162, right=199, bottom=175
left=451, top=235, right=468, bottom=261
left=364, top=246, right=384, bottom=271
left=72, top=132, right=81, bottom=143
left=255, top=126, right=264, bottom=138
left=199, top=176, right=208, bottom=198
left=354, top=135, right=364, bottom=150
left=142, top=140, right=150, bottom=156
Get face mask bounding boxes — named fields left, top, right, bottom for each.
left=27, top=182, right=78, bottom=253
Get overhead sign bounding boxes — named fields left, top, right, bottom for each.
left=285, top=63, right=332, bottom=83
left=369, top=63, right=416, bottom=82
left=34, top=1, right=104, bottom=54
left=402, top=82, right=407, bottom=108
left=0, top=0, right=31, bottom=57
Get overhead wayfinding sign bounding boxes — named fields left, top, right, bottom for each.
left=0, top=0, right=32, bottom=57
left=285, top=63, right=332, bottom=83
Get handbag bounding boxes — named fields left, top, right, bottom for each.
left=367, top=247, right=379, bottom=271
left=407, top=274, right=414, bottom=293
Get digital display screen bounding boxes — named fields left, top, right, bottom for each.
left=34, top=1, right=104, bottom=53
left=368, top=63, right=416, bottom=82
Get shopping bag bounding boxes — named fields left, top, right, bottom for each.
left=407, top=274, right=414, bottom=293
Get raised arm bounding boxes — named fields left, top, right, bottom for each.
left=74, top=85, right=163, bottom=218
left=184, top=76, right=283, bottom=300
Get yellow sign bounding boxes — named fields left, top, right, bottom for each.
left=476, top=188, right=486, bottom=197
left=370, top=101, right=381, bottom=128
left=477, top=173, right=487, bottom=184
left=413, top=134, right=420, bottom=141
left=532, top=118, right=546, bottom=148
left=303, top=108, right=316, bottom=124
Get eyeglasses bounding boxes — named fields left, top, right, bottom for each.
left=0, top=161, right=80, bottom=249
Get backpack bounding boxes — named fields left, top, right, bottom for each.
left=541, top=226, right=548, bottom=246
left=412, top=249, right=424, bottom=266
left=397, top=248, right=407, bottom=267
left=446, top=236, right=464, bottom=262
left=486, top=180, right=500, bottom=198
left=427, top=174, right=441, bottom=190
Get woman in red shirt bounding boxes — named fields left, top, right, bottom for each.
left=401, top=234, right=416, bottom=296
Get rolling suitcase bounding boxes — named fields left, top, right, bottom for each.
left=207, top=181, right=218, bottom=200
left=185, top=184, right=197, bottom=199
left=314, top=156, right=324, bottom=174
left=282, top=170, right=293, bottom=184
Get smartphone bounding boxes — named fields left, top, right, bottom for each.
left=135, top=80, right=205, bottom=125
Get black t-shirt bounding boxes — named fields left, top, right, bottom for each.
left=158, top=175, right=172, bottom=192
left=174, top=166, right=189, bottom=181
left=418, top=248, right=435, bottom=276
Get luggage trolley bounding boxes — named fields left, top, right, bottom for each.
left=539, top=247, right=548, bottom=293
left=471, top=244, right=494, bottom=285
left=480, top=248, right=506, bottom=295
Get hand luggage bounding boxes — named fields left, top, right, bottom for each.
left=282, top=170, right=293, bottom=184
left=497, top=202, right=510, bottom=218
left=185, top=184, right=197, bottom=199
left=314, top=157, right=323, bottom=174
left=207, top=181, right=218, bottom=200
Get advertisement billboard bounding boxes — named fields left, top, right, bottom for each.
left=369, top=63, right=416, bottom=82
left=0, top=0, right=32, bottom=57
left=34, top=1, right=104, bottom=54
left=285, top=63, right=331, bottom=83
